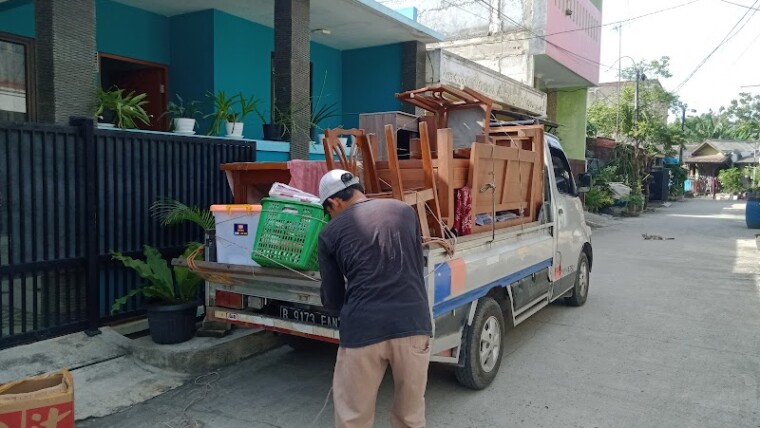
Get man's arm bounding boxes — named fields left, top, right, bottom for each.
left=318, top=235, right=345, bottom=313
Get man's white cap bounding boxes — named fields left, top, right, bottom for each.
left=319, top=169, right=360, bottom=205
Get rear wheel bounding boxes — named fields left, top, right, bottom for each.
left=454, top=298, right=504, bottom=390
left=565, top=252, right=590, bottom=306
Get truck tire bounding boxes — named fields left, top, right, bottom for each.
left=454, top=297, right=504, bottom=390
left=564, top=252, right=590, bottom=307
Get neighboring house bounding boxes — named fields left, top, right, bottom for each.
left=587, top=79, right=669, bottom=124
left=377, top=0, right=603, bottom=176
left=684, top=140, right=756, bottom=178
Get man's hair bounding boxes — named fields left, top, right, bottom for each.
left=323, top=183, right=365, bottom=211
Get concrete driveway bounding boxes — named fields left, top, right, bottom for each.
left=81, top=199, right=760, bottom=428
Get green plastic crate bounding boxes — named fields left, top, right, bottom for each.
left=251, top=197, right=329, bottom=271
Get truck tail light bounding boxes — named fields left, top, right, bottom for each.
left=215, top=289, right=244, bottom=309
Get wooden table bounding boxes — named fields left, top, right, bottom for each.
left=220, top=162, right=292, bottom=204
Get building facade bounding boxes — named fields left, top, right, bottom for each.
left=378, top=0, right=603, bottom=173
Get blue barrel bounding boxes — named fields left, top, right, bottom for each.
left=746, top=197, right=760, bottom=228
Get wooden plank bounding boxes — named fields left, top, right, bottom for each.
left=436, top=128, right=455, bottom=229
left=384, top=124, right=404, bottom=200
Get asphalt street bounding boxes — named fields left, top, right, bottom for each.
left=82, top=199, right=760, bottom=428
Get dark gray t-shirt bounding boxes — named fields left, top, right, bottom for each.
left=318, top=198, right=433, bottom=348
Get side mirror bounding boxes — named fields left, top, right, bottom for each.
left=577, top=173, right=592, bottom=193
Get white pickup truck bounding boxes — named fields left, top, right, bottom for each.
left=195, top=131, right=592, bottom=390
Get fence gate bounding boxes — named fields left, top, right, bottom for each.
left=0, top=119, right=256, bottom=349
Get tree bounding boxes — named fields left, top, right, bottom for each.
left=588, top=58, right=681, bottom=200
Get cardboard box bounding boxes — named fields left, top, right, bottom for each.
left=0, top=369, right=74, bottom=428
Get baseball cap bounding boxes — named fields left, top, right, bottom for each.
left=319, top=169, right=360, bottom=205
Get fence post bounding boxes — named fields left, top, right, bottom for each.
left=71, top=117, right=101, bottom=336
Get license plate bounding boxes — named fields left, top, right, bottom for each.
left=279, top=306, right=340, bottom=329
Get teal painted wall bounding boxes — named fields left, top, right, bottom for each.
left=555, top=87, right=588, bottom=160
left=311, top=42, right=342, bottom=131
left=0, top=0, right=34, bottom=38
left=212, top=10, right=273, bottom=139
left=169, top=10, right=215, bottom=132
left=341, top=43, right=403, bottom=128
left=97, top=0, right=170, bottom=64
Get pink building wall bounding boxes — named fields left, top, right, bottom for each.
left=544, top=0, right=601, bottom=85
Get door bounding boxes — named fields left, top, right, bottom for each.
left=549, top=144, right=584, bottom=298
left=99, top=54, right=168, bottom=131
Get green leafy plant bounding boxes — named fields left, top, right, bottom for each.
left=111, top=244, right=202, bottom=313
left=205, top=90, right=236, bottom=136
left=584, top=186, right=614, bottom=213
left=96, top=87, right=151, bottom=129
left=205, top=91, right=261, bottom=135
left=164, top=94, right=202, bottom=120
left=718, top=167, right=746, bottom=194
left=149, top=197, right=214, bottom=231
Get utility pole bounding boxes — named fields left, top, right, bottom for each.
left=634, top=68, right=640, bottom=125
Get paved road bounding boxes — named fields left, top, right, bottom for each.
left=83, top=199, right=760, bottom=428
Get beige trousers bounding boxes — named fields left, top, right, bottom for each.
left=333, top=335, right=431, bottom=428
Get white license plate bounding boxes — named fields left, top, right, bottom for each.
left=279, top=306, right=339, bottom=328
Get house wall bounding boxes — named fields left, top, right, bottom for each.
left=97, top=0, right=170, bottom=65
left=169, top=10, right=215, bottom=131
left=553, top=86, right=587, bottom=161
left=341, top=43, right=403, bottom=128
left=211, top=10, right=273, bottom=139
left=0, top=0, right=34, bottom=38
left=541, top=0, right=601, bottom=85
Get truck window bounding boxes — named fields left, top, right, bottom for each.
left=550, top=148, right=576, bottom=195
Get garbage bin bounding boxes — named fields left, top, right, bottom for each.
left=746, top=196, right=760, bottom=228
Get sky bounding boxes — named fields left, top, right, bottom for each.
left=598, top=0, right=760, bottom=115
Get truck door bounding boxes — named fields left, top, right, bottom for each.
left=549, top=146, right=584, bottom=298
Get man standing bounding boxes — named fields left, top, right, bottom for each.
left=317, top=169, right=432, bottom=428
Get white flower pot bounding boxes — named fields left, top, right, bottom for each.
left=317, top=133, right=325, bottom=145
left=173, top=118, right=196, bottom=134
left=225, top=122, right=244, bottom=139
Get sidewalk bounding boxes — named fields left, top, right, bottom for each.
left=0, top=325, right=281, bottom=421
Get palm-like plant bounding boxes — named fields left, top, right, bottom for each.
left=149, top=197, right=214, bottom=231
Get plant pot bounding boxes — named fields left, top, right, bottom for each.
left=146, top=300, right=199, bottom=344
left=173, top=118, right=196, bottom=134
left=316, top=133, right=325, bottom=145
left=262, top=123, right=284, bottom=141
left=98, top=109, right=116, bottom=124
left=225, top=121, right=244, bottom=139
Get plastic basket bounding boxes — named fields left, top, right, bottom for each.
left=251, top=197, right=328, bottom=271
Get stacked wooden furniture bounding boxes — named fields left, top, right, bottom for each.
left=322, top=84, right=545, bottom=238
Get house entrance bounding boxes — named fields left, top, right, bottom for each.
left=99, top=53, right=168, bottom=131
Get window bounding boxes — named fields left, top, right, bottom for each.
left=0, top=33, right=34, bottom=122
left=551, top=148, right=576, bottom=195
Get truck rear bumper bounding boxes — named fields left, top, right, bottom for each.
left=208, top=306, right=340, bottom=344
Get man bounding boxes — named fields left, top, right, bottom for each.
left=317, top=169, right=432, bottom=428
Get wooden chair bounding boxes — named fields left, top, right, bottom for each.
left=323, top=128, right=381, bottom=194
left=383, top=123, right=444, bottom=239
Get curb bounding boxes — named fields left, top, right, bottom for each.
left=101, top=326, right=284, bottom=374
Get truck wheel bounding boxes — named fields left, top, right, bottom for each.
left=455, top=297, right=504, bottom=390
left=565, top=252, right=590, bottom=307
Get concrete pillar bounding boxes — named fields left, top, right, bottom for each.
left=274, top=0, right=311, bottom=160
left=401, top=41, right=426, bottom=115
left=35, top=0, right=97, bottom=124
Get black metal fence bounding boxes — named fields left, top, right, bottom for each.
left=0, top=119, right=256, bottom=349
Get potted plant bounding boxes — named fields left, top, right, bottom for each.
left=206, top=91, right=259, bottom=139
left=111, top=243, right=203, bottom=344
left=163, top=94, right=202, bottom=134
left=256, top=105, right=287, bottom=141
left=95, top=87, right=151, bottom=129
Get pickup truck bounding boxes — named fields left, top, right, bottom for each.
left=194, top=130, right=592, bottom=390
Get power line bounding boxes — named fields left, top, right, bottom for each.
left=675, top=0, right=760, bottom=92
left=720, top=0, right=760, bottom=11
